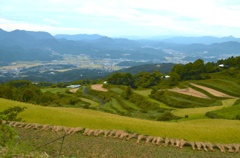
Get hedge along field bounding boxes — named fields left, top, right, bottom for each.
left=134, top=89, right=172, bottom=109
left=150, top=90, right=222, bottom=108
left=195, top=78, right=240, bottom=97
left=1, top=98, right=240, bottom=144
left=172, top=99, right=237, bottom=120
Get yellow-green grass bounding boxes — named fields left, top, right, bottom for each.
left=1, top=98, right=240, bottom=144
left=134, top=89, right=171, bottom=108
left=80, top=97, right=99, bottom=108
left=172, top=99, right=237, bottom=120
left=110, top=98, right=128, bottom=113
left=41, top=87, right=69, bottom=93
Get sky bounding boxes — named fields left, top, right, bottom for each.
left=1, top=0, right=240, bottom=38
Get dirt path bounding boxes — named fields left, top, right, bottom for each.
left=190, top=83, right=235, bottom=98
left=83, top=87, right=105, bottom=105
left=169, top=87, right=209, bottom=98
left=91, top=84, right=108, bottom=92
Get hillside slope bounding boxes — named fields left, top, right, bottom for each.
left=1, top=98, right=240, bottom=144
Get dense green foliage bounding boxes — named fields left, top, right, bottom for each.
left=117, top=63, right=175, bottom=74
left=0, top=80, right=89, bottom=108
left=87, top=88, right=112, bottom=103
left=172, top=56, right=240, bottom=81
left=107, top=71, right=163, bottom=88
left=0, top=106, right=26, bottom=147
left=108, top=56, right=240, bottom=90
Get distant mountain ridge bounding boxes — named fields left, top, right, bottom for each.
left=161, top=36, right=240, bottom=45
left=55, top=34, right=106, bottom=41
left=0, top=28, right=240, bottom=65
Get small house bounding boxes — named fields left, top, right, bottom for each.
left=67, top=85, right=81, bottom=88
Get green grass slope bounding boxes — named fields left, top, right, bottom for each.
left=194, top=73, right=240, bottom=97
left=206, top=99, right=240, bottom=120
left=1, top=98, right=240, bottom=144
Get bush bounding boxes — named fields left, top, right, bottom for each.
left=235, top=115, right=240, bottom=120
left=0, top=106, right=26, bottom=147
left=157, top=111, right=181, bottom=121
left=205, top=111, right=220, bottom=119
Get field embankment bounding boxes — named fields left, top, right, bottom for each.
left=169, top=87, right=209, bottom=98
left=190, top=83, right=236, bottom=98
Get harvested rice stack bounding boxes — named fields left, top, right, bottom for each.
left=216, top=144, right=226, bottom=153
left=119, top=132, right=129, bottom=139
left=6, top=121, right=240, bottom=153
left=136, top=135, right=146, bottom=144
left=126, top=133, right=137, bottom=141
left=179, top=139, right=187, bottom=149
left=108, top=130, right=117, bottom=137
left=146, top=136, right=153, bottom=144
left=233, top=144, right=239, bottom=153
left=164, top=138, right=170, bottom=147
left=114, top=130, right=125, bottom=139
left=206, top=142, right=214, bottom=151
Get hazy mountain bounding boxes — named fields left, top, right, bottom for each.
left=55, top=34, right=105, bottom=41
left=1, top=28, right=240, bottom=65
left=161, top=36, right=240, bottom=45
left=0, top=29, right=56, bottom=49
left=0, top=29, right=61, bottom=63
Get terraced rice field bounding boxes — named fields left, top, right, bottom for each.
left=1, top=98, right=240, bottom=144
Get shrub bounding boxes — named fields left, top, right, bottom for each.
left=236, top=115, right=240, bottom=120
left=0, top=106, right=26, bottom=147
left=157, top=111, right=181, bottom=121
left=205, top=112, right=219, bottom=119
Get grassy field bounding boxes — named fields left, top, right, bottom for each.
left=134, top=89, right=171, bottom=109
left=41, top=87, right=70, bottom=93
left=1, top=98, right=240, bottom=144
left=172, top=99, right=237, bottom=120
left=80, top=97, right=99, bottom=108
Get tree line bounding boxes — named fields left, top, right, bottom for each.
left=106, top=56, right=240, bottom=88
left=0, top=80, right=88, bottom=107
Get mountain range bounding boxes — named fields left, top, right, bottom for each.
left=1, top=28, right=240, bottom=66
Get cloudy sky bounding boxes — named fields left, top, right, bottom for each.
left=1, top=0, right=240, bottom=37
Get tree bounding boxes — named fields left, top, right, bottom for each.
left=122, top=86, right=132, bottom=99
left=0, top=106, right=26, bottom=146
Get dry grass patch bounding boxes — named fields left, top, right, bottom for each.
left=190, top=83, right=236, bottom=98
left=169, top=87, right=209, bottom=98
left=91, top=84, right=108, bottom=92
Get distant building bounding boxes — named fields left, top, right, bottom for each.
left=161, top=75, right=170, bottom=79
left=219, top=64, right=224, bottom=68
left=66, top=85, right=81, bottom=88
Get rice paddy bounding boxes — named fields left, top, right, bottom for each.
left=1, top=98, right=240, bottom=144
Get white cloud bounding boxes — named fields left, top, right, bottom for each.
left=0, top=18, right=96, bottom=35
left=1, top=0, right=240, bottom=37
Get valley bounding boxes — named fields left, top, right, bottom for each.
left=1, top=29, right=240, bottom=157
